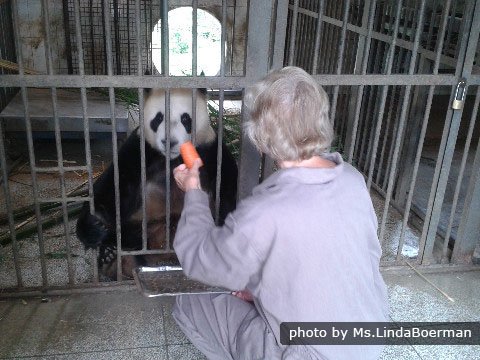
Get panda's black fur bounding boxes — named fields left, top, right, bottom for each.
left=76, top=88, right=238, bottom=279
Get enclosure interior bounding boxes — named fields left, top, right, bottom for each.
left=1, top=0, right=480, bottom=294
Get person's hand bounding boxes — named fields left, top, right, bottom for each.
left=173, top=158, right=203, bottom=192
left=232, top=289, right=254, bottom=302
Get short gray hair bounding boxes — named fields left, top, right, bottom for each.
left=244, top=66, right=333, bottom=161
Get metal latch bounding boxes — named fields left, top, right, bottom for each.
left=452, top=78, right=467, bottom=110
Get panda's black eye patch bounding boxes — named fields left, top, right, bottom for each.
left=181, top=113, right=192, bottom=134
left=150, top=112, right=164, bottom=132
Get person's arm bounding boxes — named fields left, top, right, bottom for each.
left=173, top=158, right=268, bottom=290
left=173, top=188, right=264, bottom=291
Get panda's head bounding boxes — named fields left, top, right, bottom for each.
left=143, top=88, right=216, bottom=159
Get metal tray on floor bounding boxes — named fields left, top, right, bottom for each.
left=133, top=266, right=229, bottom=297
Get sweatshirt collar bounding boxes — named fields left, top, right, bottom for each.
left=253, top=152, right=344, bottom=194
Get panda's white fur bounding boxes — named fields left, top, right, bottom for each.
left=144, top=89, right=216, bottom=158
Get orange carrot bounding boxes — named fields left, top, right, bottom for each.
left=180, top=141, right=203, bottom=169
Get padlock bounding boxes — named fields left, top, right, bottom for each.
left=452, top=79, right=467, bottom=110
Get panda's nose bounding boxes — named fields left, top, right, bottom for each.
left=161, top=139, right=178, bottom=148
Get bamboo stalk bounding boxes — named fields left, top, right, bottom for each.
left=0, top=59, right=40, bottom=75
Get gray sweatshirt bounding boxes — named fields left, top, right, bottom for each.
left=174, top=152, right=389, bottom=359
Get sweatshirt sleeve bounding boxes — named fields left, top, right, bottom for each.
left=173, top=189, right=266, bottom=291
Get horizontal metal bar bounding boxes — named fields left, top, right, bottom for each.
left=37, top=197, right=90, bottom=203
left=2, top=265, right=479, bottom=299
left=0, top=281, right=137, bottom=299
left=0, top=75, right=249, bottom=88
left=34, top=166, right=89, bottom=173
left=0, top=74, right=458, bottom=88
left=119, top=249, right=176, bottom=256
left=379, top=263, right=480, bottom=275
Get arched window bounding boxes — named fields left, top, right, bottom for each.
left=151, top=7, right=222, bottom=76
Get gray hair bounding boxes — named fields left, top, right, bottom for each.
left=244, top=66, right=333, bottom=161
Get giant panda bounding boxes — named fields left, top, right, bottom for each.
left=76, top=88, right=238, bottom=279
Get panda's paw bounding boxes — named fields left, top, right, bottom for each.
left=98, top=245, right=117, bottom=266
left=76, top=211, right=112, bottom=249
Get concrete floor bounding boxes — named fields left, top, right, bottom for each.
left=0, top=270, right=479, bottom=360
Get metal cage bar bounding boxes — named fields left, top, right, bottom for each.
left=101, top=0, right=122, bottom=280
left=441, top=86, right=480, bottom=262
left=135, top=0, right=147, bottom=251
left=11, top=0, right=48, bottom=288
left=365, top=0, right=403, bottom=190
left=42, top=0, right=75, bottom=285
left=378, top=0, right=427, bottom=245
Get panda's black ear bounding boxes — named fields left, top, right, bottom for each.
left=144, top=69, right=151, bottom=95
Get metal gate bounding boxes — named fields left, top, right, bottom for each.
left=0, top=0, right=479, bottom=297
left=277, top=0, right=480, bottom=271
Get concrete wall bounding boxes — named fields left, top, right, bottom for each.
left=16, top=0, right=67, bottom=74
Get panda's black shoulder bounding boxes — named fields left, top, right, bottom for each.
left=196, top=136, right=238, bottom=184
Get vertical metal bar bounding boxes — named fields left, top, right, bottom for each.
left=421, top=0, right=479, bottom=264
left=191, top=88, right=197, bottom=145
left=73, top=0, right=97, bottom=283
left=89, top=0, right=96, bottom=75
left=330, top=0, right=351, bottom=129
left=192, top=0, right=198, bottom=76
left=271, top=0, right=289, bottom=70
left=127, top=0, right=131, bottom=74
left=393, top=0, right=451, bottom=262
left=42, top=0, right=75, bottom=284
left=161, top=0, right=169, bottom=76
left=135, top=0, right=147, bottom=250
left=102, top=0, right=122, bottom=280
left=220, top=0, right=227, bottom=77
left=144, top=1, right=149, bottom=72
left=11, top=0, right=48, bottom=287
left=113, top=0, right=121, bottom=74
left=376, top=85, right=398, bottom=184
left=101, top=0, right=108, bottom=74
left=426, top=0, right=439, bottom=52
left=239, top=0, right=274, bottom=199
left=165, top=90, right=171, bottom=249
left=215, top=89, right=224, bottom=224
left=444, top=0, right=458, bottom=57
left=288, top=0, right=299, bottom=65
left=442, top=87, right=480, bottom=261
left=62, top=0, right=74, bottom=74
left=311, top=0, right=325, bottom=75
left=378, top=0, right=427, bottom=244
left=365, top=0, right=403, bottom=190
left=347, top=0, right=376, bottom=163
left=0, top=121, right=23, bottom=287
